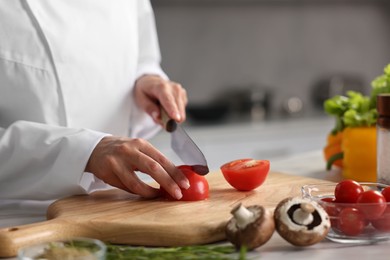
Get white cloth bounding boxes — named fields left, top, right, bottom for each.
left=0, top=0, right=165, bottom=227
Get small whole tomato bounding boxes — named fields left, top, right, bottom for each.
left=220, top=159, right=270, bottom=191
left=160, top=165, right=209, bottom=201
left=334, top=179, right=364, bottom=203
left=321, top=197, right=336, bottom=203
left=381, top=186, right=390, bottom=202
left=338, top=207, right=366, bottom=236
left=371, top=206, right=390, bottom=232
left=320, top=197, right=340, bottom=227
left=356, top=190, right=387, bottom=220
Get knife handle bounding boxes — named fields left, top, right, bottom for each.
left=160, top=107, right=177, bottom=133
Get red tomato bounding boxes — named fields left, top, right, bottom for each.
left=338, top=207, right=366, bottom=236
left=220, top=159, right=270, bottom=191
left=371, top=206, right=390, bottom=231
left=320, top=197, right=339, bottom=227
left=356, top=190, right=387, bottom=220
left=321, top=197, right=336, bottom=203
left=381, top=186, right=390, bottom=202
left=334, top=179, right=364, bottom=203
left=160, top=165, right=209, bottom=201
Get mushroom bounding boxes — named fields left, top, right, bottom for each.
left=273, top=197, right=330, bottom=246
left=225, top=203, right=275, bottom=250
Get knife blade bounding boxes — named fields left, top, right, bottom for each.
left=161, top=108, right=209, bottom=175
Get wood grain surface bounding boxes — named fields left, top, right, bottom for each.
left=0, top=171, right=332, bottom=257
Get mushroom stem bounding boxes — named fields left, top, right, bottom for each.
left=231, top=203, right=255, bottom=229
left=292, top=203, right=314, bottom=225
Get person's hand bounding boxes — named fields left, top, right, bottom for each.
left=133, top=74, right=187, bottom=125
left=85, top=136, right=190, bottom=199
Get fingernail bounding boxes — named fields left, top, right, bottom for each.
left=175, top=113, right=181, bottom=121
left=152, top=111, right=159, bottom=121
left=174, top=188, right=183, bottom=200
left=180, top=179, right=190, bottom=190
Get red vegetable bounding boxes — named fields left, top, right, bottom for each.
left=356, top=190, right=387, bottom=220
left=338, top=207, right=366, bottom=236
left=381, top=186, right=390, bottom=202
left=371, top=206, right=390, bottom=231
left=320, top=197, right=341, bottom=227
left=160, top=165, right=209, bottom=201
left=220, top=159, right=270, bottom=191
left=334, top=179, right=363, bottom=203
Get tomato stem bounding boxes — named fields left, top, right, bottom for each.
left=326, top=152, right=344, bottom=170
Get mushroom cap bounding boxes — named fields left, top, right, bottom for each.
left=225, top=205, right=275, bottom=250
left=274, top=197, right=330, bottom=246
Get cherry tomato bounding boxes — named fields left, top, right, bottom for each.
left=381, top=186, right=390, bottom=202
left=338, top=207, right=366, bottom=236
left=321, top=197, right=336, bottom=203
left=371, top=206, right=390, bottom=231
left=334, top=179, right=364, bottom=203
left=356, top=190, right=387, bottom=220
left=160, top=165, right=209, bottom=201
left=320, top=197, right=339, bottom=227
left=220, top=159, right=270, bottom=191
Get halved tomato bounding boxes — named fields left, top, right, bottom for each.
left=220, top=159, right=270, bottom=191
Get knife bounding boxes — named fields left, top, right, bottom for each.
left=161, top=108, right=209, bottom=175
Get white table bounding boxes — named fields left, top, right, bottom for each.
left=244, top=150, right=390, bottom=260
left=149, top=116, right=390, bottom=260
left=3, top=116, right=389, bottom=259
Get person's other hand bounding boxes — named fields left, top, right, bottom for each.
left=133, top=74, right=187, bottom=124
left=85, top=136, right=190, bottom=199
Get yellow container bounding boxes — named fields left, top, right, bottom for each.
left=341, top=127, right=377, bottom=182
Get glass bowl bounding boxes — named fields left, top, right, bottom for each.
left=302, top=182, right=390, bottom=244
left=17, top=237, right=106, bottom=260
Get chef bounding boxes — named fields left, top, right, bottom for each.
left=0, top=0, right=190, bottom=227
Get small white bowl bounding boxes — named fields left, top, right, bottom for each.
left=17, top=237, right=106, bottom=260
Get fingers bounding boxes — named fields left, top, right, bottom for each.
left=159, top=81, right=187, bottom=123
left=126, top=139, right=190, bottom=199
left=136, top=142, right=190, bottom=191
left=133, top=75, right=187, bottom=124
left=86, top=136, right=189, bottom=200
left=105, top=153, right=161, bottom=198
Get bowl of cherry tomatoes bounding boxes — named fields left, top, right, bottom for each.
left=302, top=179, right=390, bottom=243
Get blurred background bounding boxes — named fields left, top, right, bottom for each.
left=148, top=0, right=390, bottom=175
left=152, top=0, right=390, bottom=123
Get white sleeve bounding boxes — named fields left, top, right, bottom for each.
left=0, top=120, right=109, bottom=200
left=129, top=0, right=167, bottom=139
left=135, top=0, right=168, bottom=81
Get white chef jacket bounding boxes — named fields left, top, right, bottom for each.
left=0, top=0, right=166, bottom=227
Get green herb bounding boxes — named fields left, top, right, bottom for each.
left=324, top=64, right=390, bottom=132
left=370, top=64, right=390, bottom=108
left=106, top=244, right=240, bottom=260
left=324, top=91, right=376, bottom=132
left=239, top=246, right=247, bottom=260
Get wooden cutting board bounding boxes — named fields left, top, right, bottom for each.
left=0, top=171, right=332, bottom=257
